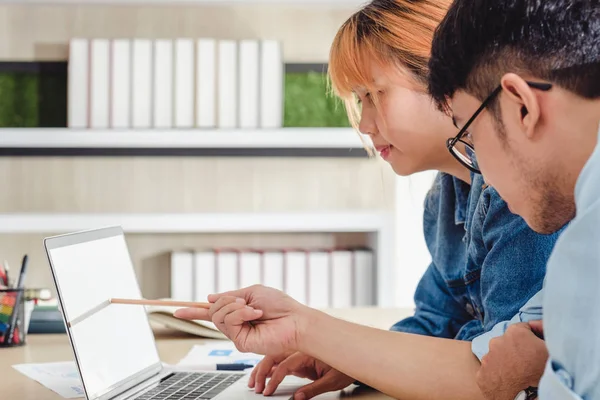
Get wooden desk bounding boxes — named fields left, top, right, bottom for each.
left=1, top=308, right=411, bottom=400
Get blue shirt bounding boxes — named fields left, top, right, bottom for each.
left=391, top=172, right=563, bottom=356
left=539, top=126, right=600, bottom=399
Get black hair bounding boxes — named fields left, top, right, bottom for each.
left=427, top=0, right=600, bottom=113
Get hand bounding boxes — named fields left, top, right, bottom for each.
left=476, top=322, right=548, bottom=400
left=250, top=352, right=355, bottom=400
left=174, top=285, right=310, bottom=356
left=247, top=353, right=293, bottom=394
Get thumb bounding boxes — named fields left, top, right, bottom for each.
left=294, top=376, right=338, bottom=400
left=528, top=320, right=544, bottom=339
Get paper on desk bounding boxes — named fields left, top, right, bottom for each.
left=11, top=344, right=264, bottom=399
left=175, top=342, right=264, bottom=368
left=13, top=362, right=84, bottom=399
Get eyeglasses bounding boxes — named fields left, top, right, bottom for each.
left=447, top=81, right=553, bottom=174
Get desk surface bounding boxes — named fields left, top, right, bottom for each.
left=2, top=308, right=410, bottom=400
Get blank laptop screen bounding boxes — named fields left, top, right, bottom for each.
left=47, top=232, right=160, bottom=399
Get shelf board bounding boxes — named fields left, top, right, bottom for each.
left=0, top=128, right=371, bottom=157
left=0, top=212, right=389, bottom=234
left=13, top=0, right=366, bottom=5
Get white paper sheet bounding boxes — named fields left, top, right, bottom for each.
left=13, top=362, right=84, bottom=398
left=175, top=342, right=264, bottom=368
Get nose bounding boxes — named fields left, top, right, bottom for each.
left=358, top=106, right=377, bottom=137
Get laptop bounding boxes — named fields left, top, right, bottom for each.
left=44, top=226, right=341, bottom=400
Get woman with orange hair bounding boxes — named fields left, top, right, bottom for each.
left=175, top=1, right=565, bottom=398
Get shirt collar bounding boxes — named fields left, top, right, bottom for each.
left=451, top=175, right=470, bottom=225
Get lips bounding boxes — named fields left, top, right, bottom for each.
left=375, top=145, right=392, bottom=160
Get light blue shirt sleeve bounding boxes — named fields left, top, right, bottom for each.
left=539, top=126, right=600, bottom=400
left=471, top=290, right=543, bottom=360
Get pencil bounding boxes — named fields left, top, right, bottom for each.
left=109, top=298, right=211, bottom=309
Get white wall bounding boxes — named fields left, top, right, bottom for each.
left=394, top=171, right=437, bottom=308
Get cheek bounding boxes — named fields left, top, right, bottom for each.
left=476, top=138, right=510, bottom=185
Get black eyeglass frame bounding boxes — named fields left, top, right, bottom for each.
left=447, top=81, right=553, bottom=174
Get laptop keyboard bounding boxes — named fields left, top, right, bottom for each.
left=134, top=372, right=244, bottom=400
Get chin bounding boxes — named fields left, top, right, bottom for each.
left=391, top=164, right=420, bottom=177
left=525, top=207, right=574, bottom=235
left=388, top=156, right=421, bottom=176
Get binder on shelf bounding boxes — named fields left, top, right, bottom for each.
left=175, top=39, right=195, bottom=128
left=331, top=250, right=353, bottom=308
left=132, top=39, right=153, bottom=128
left=238, top=40, right=260, bottom=129
left=307, top=250, right=330, bottom=308
left=239, top=250, right=262, bottom=288
left=216, top=249, right=239, bottom=293
left=68, top=38, right=89, bottom=128
left=170, top=246, right=375, bottom=309
left=153, top=39, right=174, bottom=129
left=196, top=39, right=217, bottom=128
left=90, top=39, right=110, bottom=129
left=170, top=251, right=194, bottom=301
left=284, top=250, right=307, bottom=305
left=193, top=250, right=216, bottom=303
left=111, top=39, right=132, bottom=129
left=262, top=251, right=284, bottom=291
left=217, top=40, right=238, bottom=129
left=354, top=249, right=375, bottom=306
left=259, top=40, right=284, bottom=128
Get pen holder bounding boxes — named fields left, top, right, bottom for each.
left=0, top=288, right=26, bottom=347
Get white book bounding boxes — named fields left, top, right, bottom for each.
left=196, top=39, right=216, bottom=128
left=259, top=40, right=283, bottom=128
left=153, top=39, right=173, bottom=129
left=193, top=251, right=216, bottom=303
left=331, top=250, right=353, bottom=308
left=263, top=251, right=284, bottom=291
left=111, top=39, right=131, bottom=129
left=238, top=40, right=259, bottom=129
left=285, top=251, right=307, bottom=305
left=132, top=39, right=152, bottom=128
left=216, top=251, right=239, bottom=293
left=240, top=251, right=262, bottom=288
left=308, top=251, right=330, bottom=308
left=90, top=39, right=110, bottom=129
left=217, top=40, right=238, bottom=128
left=68, top=38, right=89, bottom=128
left=174, top=39, right=195, bottom=128
left=354, top=249, right=375, bottom=306
left=171, top=251, right=194, bottom=301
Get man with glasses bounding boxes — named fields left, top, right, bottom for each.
left=429, top=0, right=600, bottom=399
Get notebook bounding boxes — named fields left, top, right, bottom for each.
left=145, top=299, right=226, bottom=340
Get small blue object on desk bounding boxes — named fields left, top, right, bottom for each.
left=209, top=349, right=233, bottom=357
left=28, top=307, right=66, bottom=334
left=215, top=363, right=254, bottom=371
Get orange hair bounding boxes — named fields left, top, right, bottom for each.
left=329, top=0, right=452, bottom=128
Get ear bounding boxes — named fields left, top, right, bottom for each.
left=500, top=73, right=541, bottom=139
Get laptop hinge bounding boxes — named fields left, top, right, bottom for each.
left=110, top=371, right=174, bottom=400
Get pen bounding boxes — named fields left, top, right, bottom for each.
left=178, top=364, right=255, bottom=372
left=0, top=263, right=6, bottom=287
left=110, top=298, right=211, bottom=309
left=4, top=260, right=10, bottom=287
left=5, top=255, right=28, bottom=344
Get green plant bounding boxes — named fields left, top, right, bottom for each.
left=284, top=72, right=350, bottom=127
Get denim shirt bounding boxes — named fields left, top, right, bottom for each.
left=390, top=172, right=564, bottom=356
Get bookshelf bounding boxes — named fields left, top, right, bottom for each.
left=0, top=128, right=370, bottom=157
left=0, top=212, right=396, bottom=306
left=13, top=0, right=366, bottom=5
